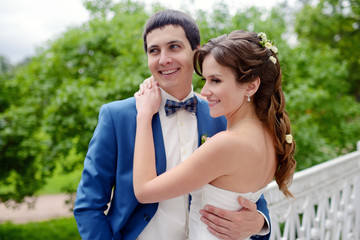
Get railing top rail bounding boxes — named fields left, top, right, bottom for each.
left=292, top=150, right=360, bottom=180
left=265, top=149, right=360, bottom=203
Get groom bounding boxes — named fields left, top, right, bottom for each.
left=74, top=9, right=270, bottom=240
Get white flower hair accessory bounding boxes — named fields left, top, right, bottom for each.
left=285, top=134, right=293, bottom=144
left=265, top=42, right=272, bottom=49
left=271, top=46, right=278, bottom=54
left=257, top=32, right=278, bottom=64
left=269, top=56, right=277, bottom=64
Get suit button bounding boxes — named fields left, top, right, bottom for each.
left=144, top=214, right=150, bottom=221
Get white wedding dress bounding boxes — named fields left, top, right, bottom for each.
left=188, top=184, right=267, bottom=240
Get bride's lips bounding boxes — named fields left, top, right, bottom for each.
left=208, top=100, right=220, bottom=107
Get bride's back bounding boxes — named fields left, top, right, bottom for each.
left=209, top=120, right=276, bottom=194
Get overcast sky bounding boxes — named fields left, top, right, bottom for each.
left=0, top=0, right=290, bottom=64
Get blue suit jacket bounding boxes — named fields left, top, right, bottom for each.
left=74, top=96, right=270, bottom=240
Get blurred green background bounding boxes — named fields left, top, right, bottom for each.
left=0, top=0, right=359, bottom=238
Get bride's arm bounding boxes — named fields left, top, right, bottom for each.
left=133, top=84, right=246, bottom=203
left=133, top=79, right=160, bottom=201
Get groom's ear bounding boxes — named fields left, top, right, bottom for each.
left=246, top=77, right=261, bottom=96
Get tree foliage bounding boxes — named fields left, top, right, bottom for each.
left=0, top=0, right=149, bottom=203
left=0, top=0, right=359, bottom=203
left=291, top=0, right=360, bottom=166
left=295, top=0, right=360, bottom=99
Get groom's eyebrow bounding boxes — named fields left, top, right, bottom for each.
left=167, top=40, right=184, bottom=45
left=148, top=40, right=184, bottom=49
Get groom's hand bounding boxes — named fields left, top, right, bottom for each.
left=199, top=196, right=265, bottom=240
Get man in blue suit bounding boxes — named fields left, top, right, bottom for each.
left=74, top=9, right=270, bottom=240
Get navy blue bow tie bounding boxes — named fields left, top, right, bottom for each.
left=164, top=96, right=198, bottom=116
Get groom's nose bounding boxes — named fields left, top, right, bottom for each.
left=159, top=50, right=172, bottom=65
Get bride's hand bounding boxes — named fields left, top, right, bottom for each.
left=134, top=76, right=161, bottom=119
left=138, top=76, right=155, bottom=95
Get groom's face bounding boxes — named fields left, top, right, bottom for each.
left=146, top=25, right=195, bottom=100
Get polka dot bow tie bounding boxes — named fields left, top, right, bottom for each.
left=164, top=96, right=198, bottom=116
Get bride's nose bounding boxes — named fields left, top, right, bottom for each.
left=200, top=86, right=211, bottom=97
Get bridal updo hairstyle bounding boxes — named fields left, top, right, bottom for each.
left=194, top=30, right=296, bottom=198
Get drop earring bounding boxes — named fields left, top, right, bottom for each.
left=247, top=94, right=251, bottom=102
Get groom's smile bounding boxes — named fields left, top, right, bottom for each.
left=146, top=25, right=195, bottom=100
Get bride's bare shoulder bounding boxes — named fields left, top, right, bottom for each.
left=206, top=131, right=254, bottom=151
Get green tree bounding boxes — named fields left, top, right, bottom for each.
left=295, top=0, right=360, bottom=99
left=291, top=0, right=360, bottom=168
left=0, top=0, right=149, bottom=203
left=0, top=56, right=13, bottom=76
left=0, top=56, right=12, bottom=112
left=84, top=0, right=114, bottom=20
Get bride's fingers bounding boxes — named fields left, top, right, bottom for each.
left=134, top=91, right=141, bottom=97
left=143, top=76, right=154, bottom=89
left=136, top=84, right=154, bottom=98
left=149, top=76, right=157, bottom=88
left=154, top=81, right=161, bottom=99
left=147, top=80, right=152, bottom=89
left=139, top=83, right=146, bottom=95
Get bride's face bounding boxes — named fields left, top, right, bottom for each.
left=200, top=54, right=247, bottom=118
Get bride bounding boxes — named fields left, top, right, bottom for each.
left=133, top=30, right=296, bottom=240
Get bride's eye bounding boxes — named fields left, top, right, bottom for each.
left=211, top=78, right=221, bottom=83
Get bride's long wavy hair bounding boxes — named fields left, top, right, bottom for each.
left=194, top=30, right=296, bottom=198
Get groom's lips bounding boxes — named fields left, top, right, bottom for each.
left=159, top=68, right=180, bottom=75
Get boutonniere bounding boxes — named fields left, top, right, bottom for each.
left=201, top=133, right=209, bottom=145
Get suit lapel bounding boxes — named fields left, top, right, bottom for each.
left=152, top=113, right=167, bottom=175
left=196, top=97, right=209, bottom=147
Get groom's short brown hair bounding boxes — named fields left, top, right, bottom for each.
left=143, top=9, right=200, bottom=53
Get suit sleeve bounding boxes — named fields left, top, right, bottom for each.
left=252, top=194, right=271, bottom=239
left=73, top=105, right=117, bottom=240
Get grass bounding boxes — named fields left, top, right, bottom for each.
left=0, top=167, right=83, bottom=239
left=0, top=217, right=81, bottom=240
left=36, top=167, right=82, bottom=195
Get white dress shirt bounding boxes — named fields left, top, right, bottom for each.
left=137, top=87, right=198, bottom=240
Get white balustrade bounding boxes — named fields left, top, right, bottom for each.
left=264, top=141, right=360, bottom=240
